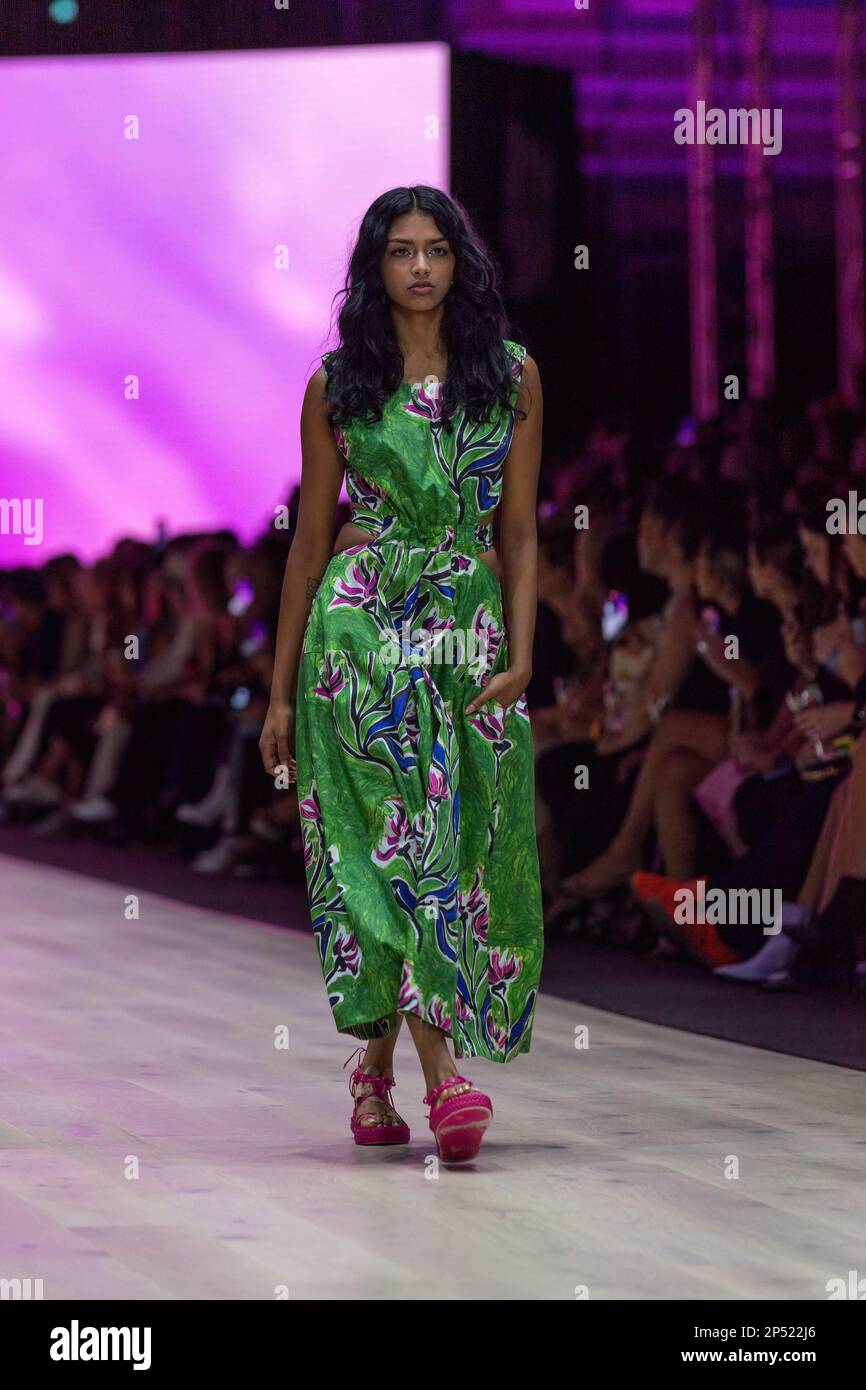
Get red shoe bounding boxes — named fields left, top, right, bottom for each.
left=344, top=1048, right=410, bottom=1146
left=630, top=872, right=741, bottom=968
left=422, top=1075, right=493, bottom=1164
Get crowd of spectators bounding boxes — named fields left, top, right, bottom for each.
left=3, top=387, right=866, bottom=994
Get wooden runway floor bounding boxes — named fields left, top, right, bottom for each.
left=1, top=853, right=863, bottom=1300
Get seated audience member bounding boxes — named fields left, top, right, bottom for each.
left=546, top=512, right=786, bottom=909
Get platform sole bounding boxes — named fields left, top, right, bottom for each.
left=432, top=1108, right=492, bottom=1163
left=352, top=1124, right=411, bottom=1146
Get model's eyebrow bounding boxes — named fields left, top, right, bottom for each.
left=386, top=236, right=449, bottom=245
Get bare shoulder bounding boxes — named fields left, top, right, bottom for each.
left=522, top=352, right=541, bottom=383
left=305, top=363, right=330, bottom=401
left=301, top=364, right=332, bottom=424
left=516, top=351, right=542, bottom=421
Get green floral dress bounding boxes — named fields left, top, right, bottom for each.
left=294, top=338, right=544, bottom=1062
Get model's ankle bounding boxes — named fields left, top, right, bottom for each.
left=360, top=1055, right=394, bottom=1076
left=425, top=1059, right=460, bottom=1090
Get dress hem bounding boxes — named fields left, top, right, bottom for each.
left=332, top=1004, right=534, bottom=1063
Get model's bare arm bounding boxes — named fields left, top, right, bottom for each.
left=499, top=355, right=543, bottom=676
left=260, top=366, right=344, bottom=772
left=466, top=354, right=542, bottom=712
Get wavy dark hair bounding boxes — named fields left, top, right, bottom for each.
left=319, top=186, right=528, bottom=435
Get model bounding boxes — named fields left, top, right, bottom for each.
left=260, top=185, right=544, bottom=1164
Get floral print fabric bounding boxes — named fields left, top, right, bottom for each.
left=294, top=339, right=544, bottom=1062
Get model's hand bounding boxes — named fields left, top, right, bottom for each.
left=465, top=667, right=529, bottom=715
left=259, top=701, right=296, bottom=780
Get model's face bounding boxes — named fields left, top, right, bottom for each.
left=379, top=211, right=454, bottom=312
left=799, top=526, right=830, bottom=586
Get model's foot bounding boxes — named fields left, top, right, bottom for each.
left=352, top=1064, right=406, bottom=1129
left=423, top=1067, right=476, bottom=1107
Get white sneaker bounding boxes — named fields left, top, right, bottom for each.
left=71, top=795, right=116, bottom=823
left=175, top=765, right=232, bottom=825
left=192, top=838, right=240, bottom=873
left=713, top=933, right=796, bottom=982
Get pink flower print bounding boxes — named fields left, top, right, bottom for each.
left=489, top=947, right=523, bottom=986
left=333, top=425, right=349, bottom=460
left=405, top=695, right=421, bottom=754
left=460, top=872, right=489, bottom=944
left=397, top=960, right=422, bottom=1012
left=487, top=1016, right=509, bottom=1053
left=299, top=792, right=322, bottom=822
left=428, top=997, right=452, bottom=1031
left=425, top=614, right=464, bottom=670
left=332, top=559, right=379, bottom=609
left=467, top=700, right=507, bottom=743
left=474, top=604, right=502, bottom=654
left=403, top=379, right=444, bottom=422
left=455, top=994, right=473, bottom=1022
left=427, top=764, right=450, bottom=801
left=333, top=928, right=361, bottom=976
left=312, top=653, right=345, bottom=700
left=346, top=467, right=389, bottom=514
left=372, top=796, right=413, bottom=865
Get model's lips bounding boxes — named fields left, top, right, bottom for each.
left=409, top=284, right=433, bottom=294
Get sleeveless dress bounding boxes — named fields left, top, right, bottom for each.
left=294, top=338, right=544, bottom=1063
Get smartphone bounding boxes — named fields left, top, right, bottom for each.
left=228, top=576, right=255, bottom=616
left=602, top=590, right=629, bottom=642
left=240, top=620, right=268, bottom=658
left=699, top=605, right=722, bottom=636
left=676, top=416, right=698, bottom=448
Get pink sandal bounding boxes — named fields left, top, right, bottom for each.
left=343, top=1048, right=410, bottom=1146
left=423, top=1074, right=493, bottom=1164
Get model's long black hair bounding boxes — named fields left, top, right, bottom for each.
left=321, top=186, right=528, bottom=434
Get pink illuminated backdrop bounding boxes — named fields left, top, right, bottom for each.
left=0, top=45, right=449, bottom=566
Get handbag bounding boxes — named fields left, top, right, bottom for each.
left=692, top=757, right=753, bottom=856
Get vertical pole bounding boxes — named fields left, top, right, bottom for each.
left=745, top=0, right=775, bottom=401
left=688, top=0, right=718, bottom=421
left=835, top=0, right=865, bottom=409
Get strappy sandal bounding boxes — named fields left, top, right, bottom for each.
left=422, top=1074, right=493, bottom=1164
left=343, top=1047, right=410, bottom=1146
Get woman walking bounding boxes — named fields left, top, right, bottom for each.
left=259, top=186, right=544, bottom=1163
